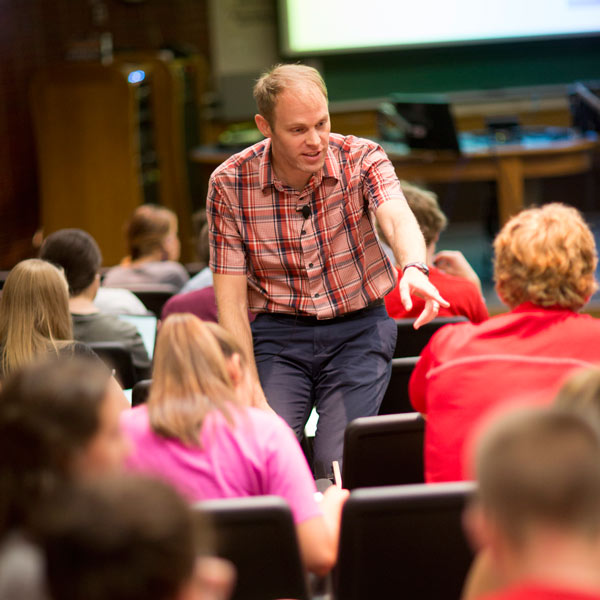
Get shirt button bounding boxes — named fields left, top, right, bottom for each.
left=315, top=293, right=320, bottom=298
left=301, top=229, right=306, bottom=235
left=308, top=262, right=313, bottom=268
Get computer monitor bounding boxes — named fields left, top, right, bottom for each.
left=117, top=314, right=158, bottom=359
left=570, top=82, right=600, bottom=134
left=377, top=93, right=461, bottom=153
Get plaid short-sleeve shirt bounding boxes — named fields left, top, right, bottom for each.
left=207, top=133, right=399, bottom=319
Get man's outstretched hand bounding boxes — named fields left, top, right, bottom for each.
left=399, top=268, right=450, bottom=329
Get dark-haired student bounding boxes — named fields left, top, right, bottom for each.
left=40, top=475, right=234, bottom=600
left=383, top=181, right=488, bottom=323
left=41, top=228, right=151, bottom=380
left=0, top=357, right=129, bottom=600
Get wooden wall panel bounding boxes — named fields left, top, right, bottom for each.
left=0, top=0, right=210, bottom=269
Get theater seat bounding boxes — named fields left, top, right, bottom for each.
left=88, top=341, right=137, bottom=390
left=123, top=283, right=178, bottom=317
left=131, top=379, right=152, bottom=407
left=393, top=316, right=468, bottom=357
left=342, top=413, right=425, bottom=490
left=195, top=496, right=310, bottom=600
left=336, top=482, right=475, bottom=600
left=379, top=356, right=419, bottom=414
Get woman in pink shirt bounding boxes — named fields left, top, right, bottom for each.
left=120, top=313, right=348, bottom=576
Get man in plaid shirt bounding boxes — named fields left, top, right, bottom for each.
left=207, top=64, right=447, bottom=477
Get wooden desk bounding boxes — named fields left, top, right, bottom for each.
left=385, top=136, right=598, bottom=225
left=190, top=135, right=598, bottom=224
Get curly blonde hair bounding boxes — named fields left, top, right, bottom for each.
left=493, top=203, right=597, bottom=310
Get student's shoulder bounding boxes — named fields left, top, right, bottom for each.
left=244, top=406, right=296, bottom=437
left=120, top=404, right=150, bottom=431
left=425, top=315, right=480, bottom=353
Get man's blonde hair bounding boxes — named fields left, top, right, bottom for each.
left=401, top=181, right=448, bottom=246
left=253, top=63, right=328, bottom=127
left=148, top=314, right=245, bottom=446
left=0, top=259, right=73, bottom=376
left=493, top=203, right=597, bottom=310
left=476, top=408, right=600, bottom=546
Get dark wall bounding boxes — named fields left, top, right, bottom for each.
left=0, top=0, right=210, bottom=269
left=321, top=36, right=600, bottom=101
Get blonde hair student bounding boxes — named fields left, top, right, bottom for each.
left=121, top=314, right=349, bottom=576
left=0, top=259, right=74, bottom=376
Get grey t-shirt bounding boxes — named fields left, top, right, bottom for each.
left=71, top=312, right=151, bottom=377
left=102, top=261, right=189, bottom=291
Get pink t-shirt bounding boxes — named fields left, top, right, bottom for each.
left=120, top=404, right=322, bottom=524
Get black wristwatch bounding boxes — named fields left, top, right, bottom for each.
left=402, top=262, right=430, bottom=278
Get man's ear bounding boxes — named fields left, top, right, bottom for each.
left=463, top=500, right=493, bottom=551
left=255, top=114, right=272, bottom=138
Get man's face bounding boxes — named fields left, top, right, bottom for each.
left=256, top=86, right=330, bottom=189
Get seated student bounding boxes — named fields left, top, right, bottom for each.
left=463, top=367, right=600, bottom=600
left=120, top=314, right=349, bottom=576
left=40, top=475, right=235, bottom=600
left=40, top=228, right=152, bottom=381
left=0, top=259, right=97, bottom=377
left=464, top=408, right=600, bottom=600
left=383, top=181, right=488, bottom=323
left=410, top=203, right=600, bottom=483
left=0, top=357, right=129, bottom=600
left=0, top=259, right=129, bottom=401
left=0, top=259, right=128, bottom=402
left=103, top=204, right=189, bottom=291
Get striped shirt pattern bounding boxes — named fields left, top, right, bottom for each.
left=207, top=133, right=399, bottom=319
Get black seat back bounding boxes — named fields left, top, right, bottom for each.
left=88, top=341, right=136, bottom=389
left=337, top=482, right=475, bottom=600
left=131, top=378, right=152, bottom=407
left=342, top=413, right=425, bottom=490
left=394, top=316, right=468, bottom=357
left=195, top=495, right=310, bottom=600
left=379, top=356, right=419, bottom=414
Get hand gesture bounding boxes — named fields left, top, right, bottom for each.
left=399, top=267, right=450, bottom=329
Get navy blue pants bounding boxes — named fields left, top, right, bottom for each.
left=251, top=304, right=397, bottom=478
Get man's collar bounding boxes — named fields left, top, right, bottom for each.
left=259, top=138, right=274, bottom=191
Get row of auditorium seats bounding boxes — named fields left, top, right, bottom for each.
left=110, top=315, right=464, bottom=392
left=197, top=481, right=475, bottom=600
